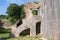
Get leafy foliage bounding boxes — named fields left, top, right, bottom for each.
left=8, top=17, right=16, bottom=25
left=32, top=10, right=38, bottom=15
left=6, top=3, right=25, bottom=24
left=19, top=4, right=25, bottom=19
left=0, top=19, right=4, bottom=32
left=6, top=3, right=21, bottom=20
left=0, top=14, right=7, bottom=19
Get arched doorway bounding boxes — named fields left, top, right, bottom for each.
left=20, top=28, right=30, bottom=36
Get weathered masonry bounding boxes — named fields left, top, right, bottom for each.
left=39, top=0, right=60, bottom=40
left=11, top=2, right=41, bottom=37
left=10, top=0, right=60, bottom=40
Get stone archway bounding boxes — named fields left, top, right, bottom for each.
left=20, top=28, right=30, bottom=36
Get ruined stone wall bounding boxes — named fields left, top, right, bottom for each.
left=39, top=0, right=60, bottom=40
left=1, top=19, right=11, bottom=29
left=11, top=2, right=41, bottom=37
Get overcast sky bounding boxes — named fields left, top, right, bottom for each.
left=0, top=0, right=37, bottom=15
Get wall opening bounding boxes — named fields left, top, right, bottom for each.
left=17, top=20, right=22, bottom=27
left=20, top=28, right=30, bottom=36
left=32, top=10, right=38, bottom=15
left=36, top=22, right=41, bottom=35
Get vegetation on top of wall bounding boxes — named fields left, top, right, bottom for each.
left=32, top=10, right=38, bottom=15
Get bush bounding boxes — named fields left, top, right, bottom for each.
left=0, top=19, right=4, bottom=32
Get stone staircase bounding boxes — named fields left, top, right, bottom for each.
left=11, top=15, right=41, bottom=37
left=13, top=23, right=29, bottom=37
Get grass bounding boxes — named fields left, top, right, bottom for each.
left=0, top=33, right=42, bottom=40
left=0, top=33, right=9, bottom=37
left=0, top=29, right=42, bottom=40
left=7, top=37, right=41, bottom=40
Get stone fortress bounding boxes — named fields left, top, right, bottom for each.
left=11, top=1, right=41, bottom=37
left=2, top=0, right=60, bottom=40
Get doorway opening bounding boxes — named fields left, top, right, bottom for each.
left=36, top=22, right=41, bottom=35
left=17, top=20, right=22, bottom=27
left=20, top=28, right=30, bottom=36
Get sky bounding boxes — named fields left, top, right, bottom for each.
left=0, top=0, right=37, bottom=15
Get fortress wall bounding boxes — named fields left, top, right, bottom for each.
left=39, top=0, right=60, bottom=40
left=54, top=0, right=60, bottom=40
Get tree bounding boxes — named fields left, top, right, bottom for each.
left=19, top=4, right=25, bottom=19
left=6, top=3, right=21, bottom=24
left=6, top=3, right=21, bottom=19
left=0, top=14, right=7, bottom=19
left=6, top=3, right=25, bottom=24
